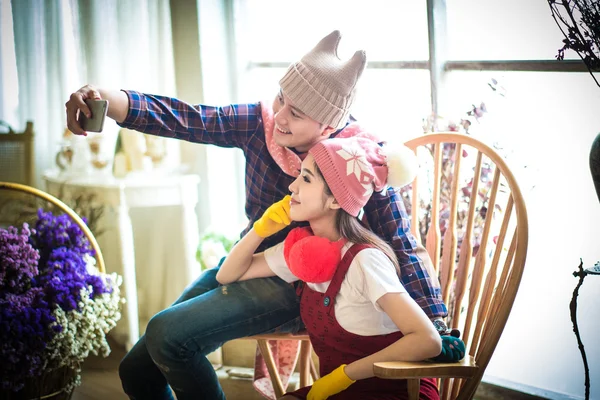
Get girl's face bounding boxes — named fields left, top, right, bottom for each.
left=288, top=154, right=340, bottom=222
left=272, top=91, right=335, bottom=153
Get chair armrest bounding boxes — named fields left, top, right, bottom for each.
left=247, top=331, right=311, bottom=341
left=373, top=355, right=478, bottom=379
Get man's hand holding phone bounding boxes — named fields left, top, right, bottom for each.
left=65, top=85, right=107, bottom=136
left=77, top=99, right=108, bottom=134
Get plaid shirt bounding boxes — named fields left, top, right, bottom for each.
left=118, top=90, right=447, bottom=318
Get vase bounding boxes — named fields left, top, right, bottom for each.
left=87, top=130, right=119, bottom=176
left=590, top=132, right=600, bottom=204
left=0, top=366, right=77, bottom=400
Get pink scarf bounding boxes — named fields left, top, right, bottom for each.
left=260, top=100, right=379, bottom=177
left=252, top=101, right=378, bottom=399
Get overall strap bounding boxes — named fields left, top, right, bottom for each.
left=322, top=243, right=372, bottom=312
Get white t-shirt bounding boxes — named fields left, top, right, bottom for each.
left=264, top=241, right=407, bottom=336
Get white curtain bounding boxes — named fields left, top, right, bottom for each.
left=11, top=0, right=77, bottom=187
left=10, top=0, right=186, bottom=344
left=72, top=0, right=176, bottom=94
left=10, top=0, right=177, bottom=187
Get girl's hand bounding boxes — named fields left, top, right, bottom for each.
left=430, top=336, right=465, bottom=363
left=307, top=364, right=355, bottom=400
left=253, top=195, right=292, bottom=238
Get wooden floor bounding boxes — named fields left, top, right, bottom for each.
left=72, top=339, right=546, bottom=400
left=71, top=339, right=128, bottom=400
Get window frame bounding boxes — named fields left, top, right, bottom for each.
left=239, top=0, right=595, bottom=120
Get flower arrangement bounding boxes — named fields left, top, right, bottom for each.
left=0, top=209, right=123, bottom=396
left=402, top=78, right=512, bottom=255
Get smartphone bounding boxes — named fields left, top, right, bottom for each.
left=78, top=99, right=109, bottom=132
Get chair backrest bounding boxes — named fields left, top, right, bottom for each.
left=404, top=133, right=528, bottom=399
left=0, top=121, right=35, bottom=186
left=0, top=181, right=105, bottom=273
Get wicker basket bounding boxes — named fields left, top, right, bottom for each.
left=0, top=365, right=77, bottom=400
left=0, top=182, right=106, bottom=397
left=0, top=182, right=105, bottom=272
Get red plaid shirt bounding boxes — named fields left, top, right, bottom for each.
left=118, top=90, right=447, bottom=318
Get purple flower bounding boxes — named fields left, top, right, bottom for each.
left=0, top=224, right=40, bottom=294
left=0, top=210, right=113, bottom=391
left=30, top=210, right=95, bottom=270
left=0, top=289, right=56, bottom=390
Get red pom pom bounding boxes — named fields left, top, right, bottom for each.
left=289, top=236, right=343, bottom=283
left=284, top=227, right=313, bottom=261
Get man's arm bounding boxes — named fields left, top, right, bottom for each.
left=363, top=187, right=448, bottom=320
left=65, top=85, right=260, bottom=149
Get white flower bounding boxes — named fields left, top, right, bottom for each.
left=44, top=259, right=124, bottom=392
left=200, top=240, right=227, bottom=269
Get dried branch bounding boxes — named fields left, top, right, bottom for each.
left=0, top=187, right=106, bottom=238
left=548, top=0, right=600, bottom=87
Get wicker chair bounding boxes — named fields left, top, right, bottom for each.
left=0, top=122, right=35, bottom=186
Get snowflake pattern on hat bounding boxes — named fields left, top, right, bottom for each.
left=336, top=142, right=374, bottom=197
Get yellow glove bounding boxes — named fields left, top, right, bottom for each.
left=307, top=364, right=355, bottom=400
left=253, top=195, right=292, bottom=238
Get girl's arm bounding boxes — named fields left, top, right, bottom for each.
left=216, top=195, right=292, bottom=285
left=344, top=292, right=442, bottom=380
left=216, top=229, right=275, bottom=284
left=363, top=187, right=447, bottom=320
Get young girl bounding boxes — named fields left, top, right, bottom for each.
left=217, top=137, right=442, bottom=400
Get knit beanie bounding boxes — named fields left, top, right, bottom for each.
left=309, top=137, right=418, bottom=217
left=279, top=30, right=367, bottom=130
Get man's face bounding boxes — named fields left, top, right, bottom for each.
left=272, top=91, right=335, bottom=153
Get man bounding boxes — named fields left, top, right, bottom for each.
left=66, top=31, right=452, bottom=400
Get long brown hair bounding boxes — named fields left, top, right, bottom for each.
left=313, top=162, right=401, bottom=276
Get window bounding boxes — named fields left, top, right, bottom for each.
left=446, top=0, right=578, bottom=60
left=233, top=0, right=431, bottom=141
left=238, top=0, right=429, bottom=62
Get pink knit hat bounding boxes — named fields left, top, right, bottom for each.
left=309, top=137, right=418, bottom=217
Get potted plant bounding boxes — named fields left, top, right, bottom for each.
left=196, top=231, right=236, bottom=271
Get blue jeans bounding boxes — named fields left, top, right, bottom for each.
left=118, top=265, right=304, bottom=400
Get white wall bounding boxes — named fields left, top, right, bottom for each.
left=454, top=73, right=600, bottom=400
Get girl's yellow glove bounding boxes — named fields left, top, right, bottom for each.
left=253, top=195, right=292, bottom=238
left=307, top=364, right=355, bottom=400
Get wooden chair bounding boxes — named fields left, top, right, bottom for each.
left=248, top=132, right=528, bottom=400
left=249, top=332, right=318, bottom=398
left=373, top=133, right=529, bottom=400
left=0, top=181, right=105, bottom=273
left=0, top=121, right=35, bottom=186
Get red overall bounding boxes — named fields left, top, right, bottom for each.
left=287, top=244, right=439, bottom=400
